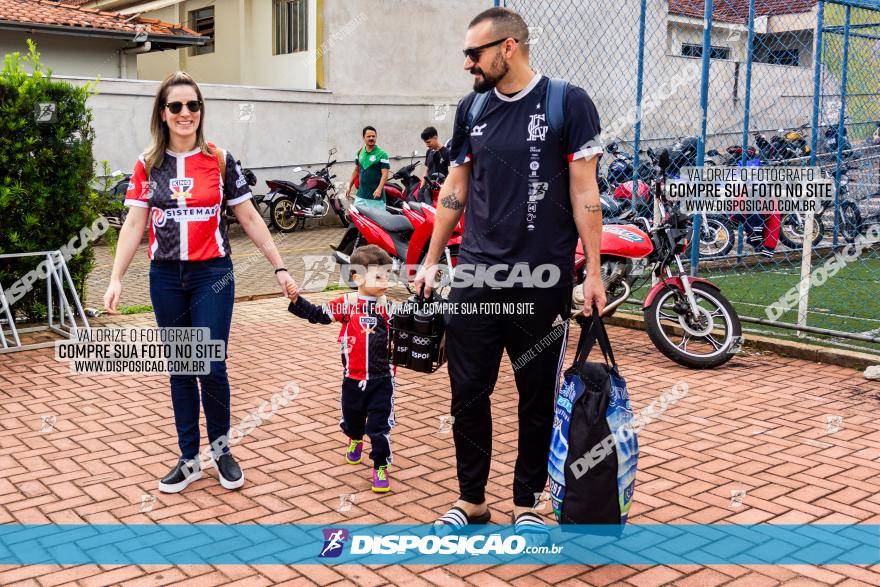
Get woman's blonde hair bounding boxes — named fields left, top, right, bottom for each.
left=144, top=71, right=210, bottom=171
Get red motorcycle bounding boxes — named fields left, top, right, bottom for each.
left=332, top=199, right=462, bottom=295
left=574, top=150, right=742, bottom=369
left=382, top=161, right=420, bottom=207
left=264, top=148, right=348, bottom=232
left=382, top=156, right=444, bottom=210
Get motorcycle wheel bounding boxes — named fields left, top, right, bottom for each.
left=698, top=216, right=734, bottom=258
left=840, top=201, right=862, bottom=244
left=270, top=197, right=300, bottom=233
left=644, top=281, right=742, bottom=369
left=779, top=213, right=824, bottom=249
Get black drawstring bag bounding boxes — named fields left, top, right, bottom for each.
left=548, top=309, right=638, bottom=525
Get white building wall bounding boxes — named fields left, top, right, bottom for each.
left=60, top=76, right=461, bottom=194
left=2, top=31, right=138, bottom=79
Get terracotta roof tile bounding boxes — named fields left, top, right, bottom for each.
left=0, top=0, right=200, bottom=37
left=669, top=0, right=818, bottom=24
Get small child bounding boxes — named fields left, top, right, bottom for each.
left=288, top=245, right=395, bottom=493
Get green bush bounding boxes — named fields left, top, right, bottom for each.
left=0, top=40, right=101, bottom=322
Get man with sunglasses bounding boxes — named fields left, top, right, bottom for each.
left=415, top=7, right=605, bottom=535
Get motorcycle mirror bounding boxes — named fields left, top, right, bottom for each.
left=329, top=147, right=337, bottom=156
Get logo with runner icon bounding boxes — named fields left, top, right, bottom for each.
left=319, top=528, right=349, bottom=558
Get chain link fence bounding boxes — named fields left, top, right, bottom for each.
left=504, top=0, right=880, bottom=354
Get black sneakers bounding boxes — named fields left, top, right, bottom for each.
left=158, top=459, right=202, bottom=493
left=157, top=454, right=245, bottom=493
left=214, top=453, right=245, bottom=490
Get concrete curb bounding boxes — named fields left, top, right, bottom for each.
left=604, top=310, right=878, bottom=372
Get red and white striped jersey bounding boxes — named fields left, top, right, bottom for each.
left=289, top=293, right=394, bottom=381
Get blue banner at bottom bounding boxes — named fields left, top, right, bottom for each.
left=0, top=524, right=878, bottom=565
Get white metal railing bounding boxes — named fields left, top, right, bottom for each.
left=0, top=251, right=90, bottom=353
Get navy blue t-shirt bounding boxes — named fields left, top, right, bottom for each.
left=448, top=74, right=602, bottom=287
left=425, top=146, right=450, bottom=178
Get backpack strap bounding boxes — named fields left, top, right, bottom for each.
left=452, top=91, right=491, bottom=167
left=544, top=78, right=569, bottom=146
left=466, top=91, right=491, bottom=132
left=207, top=142, right=227, bottom=179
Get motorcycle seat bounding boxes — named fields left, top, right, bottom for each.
left=360, top=206, right=414, bottom=234
left=273, top=179, right=308, bottom=192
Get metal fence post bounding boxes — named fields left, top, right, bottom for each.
left=631, top=0, right=648, bottom=211
left=740, top=0, right=756, bottom=166
left=690, top=0, right=714, bottom=274
left=736, top=0, right=757, bottom=264
left=833, top=5, right=853, bottom=248
left=798, top=0, right=827, bottom=338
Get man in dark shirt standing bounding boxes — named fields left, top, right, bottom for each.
left=418, top=126, right=450, bottom=204
left=415, top=7, right=605, bottom=533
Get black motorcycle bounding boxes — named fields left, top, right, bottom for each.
left=264, top=148, right=347, bottom=232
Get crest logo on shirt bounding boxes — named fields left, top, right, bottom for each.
left=527, top=114, right=548, bottom=141
left=170, top=177, right=194, bottom=199
left=471, top=123, right=487, bottom=137
left=359, top=316, right=377, bottom=334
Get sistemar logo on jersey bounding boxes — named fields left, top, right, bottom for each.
left=170, top=177, right=194, bottom=199
left=151, top=208, right=166, bottom=228
left=527, top=114, right=548, bottom=141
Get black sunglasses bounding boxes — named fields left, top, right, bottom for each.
left=463, top=37, right=518, bottom=62
left=164, top=100, right=202, bottom=114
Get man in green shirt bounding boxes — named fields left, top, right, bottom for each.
left=346, top=126, right=390, bottom=209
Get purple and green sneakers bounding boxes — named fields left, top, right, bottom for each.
left=346, top=439, right=390, bottom=492
left=345, top=438, right=363, bottom=464
left=372, top=465, right=390, bottom=493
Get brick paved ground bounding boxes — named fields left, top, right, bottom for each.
left=86, top=224, right=347, bottom=310
left=1, top=292, right=880, bottom=586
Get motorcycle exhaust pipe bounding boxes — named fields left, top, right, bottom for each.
left=569, top=281, right=631, bottom=318
left=601, top=281, right=631, bottom=317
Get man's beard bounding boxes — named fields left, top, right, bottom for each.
left=471, top=53, right=509, bottom=92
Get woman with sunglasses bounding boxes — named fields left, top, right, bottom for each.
left=103, top=71, right=297, bottom=493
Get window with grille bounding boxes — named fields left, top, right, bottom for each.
left=190, top=7, right=215, bottom=56
left=274, top=0, right=309, bottom=55
left=765, top=49, right=800, bottom=66
left=681, top=43, right=731, bottom=60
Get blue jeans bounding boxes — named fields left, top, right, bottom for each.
left=149, top=257, right=235, bottom=461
